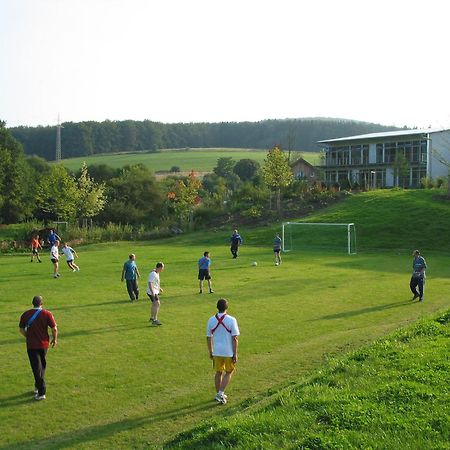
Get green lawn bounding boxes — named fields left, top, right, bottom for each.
left=59, top=148, right=320, bottom=173
left=1, top=232, right=449, bottom=449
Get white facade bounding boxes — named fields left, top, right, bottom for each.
left=319, top=129, right=450, bottom=188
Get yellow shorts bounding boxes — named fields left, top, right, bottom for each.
left=213, top=356, right=235, bottom=373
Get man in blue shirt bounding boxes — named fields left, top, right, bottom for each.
left=410, top=249, right=427, bottom=302
left=47, top=229, right=61, bottom=246
left=230, top=230, right=243, bottom=259
left=121, top=254, right=141, bottom=301
left=198, top=251, right=213, bottom=294
left=273, top=233, right=282, bottom=266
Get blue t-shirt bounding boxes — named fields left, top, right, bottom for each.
left=412, top=256, right=427, bottom=277
left=231, top=234, right=242, bottom=246
left=123, top=260, right=138, bottom=280
left=48, top=232, right=60, bottom=245
left=198, top=257, right=211, bottom=270
left=274, top=236, right=282, bottom=249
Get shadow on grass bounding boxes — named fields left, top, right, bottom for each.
left=52, top=299, right=131, bottom=311
left=0, top=391, right=35, bottom=407
left=0, top=323, right=151, bottom=346
left=313, top=300, right=412, bottom=321
left=0, top=399, right=215, bottom=450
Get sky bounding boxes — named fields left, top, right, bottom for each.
left=1, top=0, right=450, bottom=129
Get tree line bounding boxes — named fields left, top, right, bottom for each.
left=8, top=118, right=400, bottom=161
left=1, top=120, right=335, bottom=230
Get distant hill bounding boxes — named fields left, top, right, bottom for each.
left=8, top=117, right=401, bottom=161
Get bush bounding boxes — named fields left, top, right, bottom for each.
left=170, top=166, right=181, bottom=173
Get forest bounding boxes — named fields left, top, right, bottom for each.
left=8, top=117, right=400, bottom=160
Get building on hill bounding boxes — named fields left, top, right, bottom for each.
left=318, top=129, right=450, bottom=188
left=290, top=157, right=319, bottom=182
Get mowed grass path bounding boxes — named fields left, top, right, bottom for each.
left=1, top=236, right=449, bottom=449
left=59, top=148, right=320, bottom=173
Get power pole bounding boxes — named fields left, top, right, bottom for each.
left=56, top=113, right=63, bottom=162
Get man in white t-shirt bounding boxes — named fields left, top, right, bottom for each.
left=146, top=262, right=164, bottom=326
left=206, top=298, right=240, bottom=404
left=50, top=240, right=60, bottom=278
left=60, top=242, right=80, bottom=272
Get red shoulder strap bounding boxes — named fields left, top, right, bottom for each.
left=211, top=313, right=231, bottom=334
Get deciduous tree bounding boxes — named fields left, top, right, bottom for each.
left=262, top=145, right=293, bottom=211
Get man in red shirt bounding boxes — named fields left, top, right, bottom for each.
left=19, top=295, right=58, bottom=400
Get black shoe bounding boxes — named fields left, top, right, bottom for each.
left=412, top=294, right=419, bottom=301
left=209, top=289, right=214, bottom=294
left=199, top=290, right=203, bottom=294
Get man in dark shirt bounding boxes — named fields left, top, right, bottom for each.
left=19, top=295, right=58, bottom=400
left=230, top=229, right=243, bottom=259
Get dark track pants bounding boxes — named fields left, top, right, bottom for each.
left=126, top=279, right=139, bottom=301
left=27, top=348, right=47, bottom=396
left=410, top=276, right=425, bottom=300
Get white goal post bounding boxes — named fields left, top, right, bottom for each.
left=282, top=222, right=357, bottom=255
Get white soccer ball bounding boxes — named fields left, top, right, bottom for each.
left=275, top=262, right=279, bottom=266
left=252, top=261, right=258, bottom=266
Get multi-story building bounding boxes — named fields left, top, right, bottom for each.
left=318, top=129, right=450, bottom=188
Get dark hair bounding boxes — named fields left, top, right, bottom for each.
left=217, top=298, right=228, bottom=313
left=32, top=295, right=43, bottom=307
left=129, top=254, right=135, bottom=259
left=156, top=262, right=164, bottom=269
left=204, top=251, right=209, bottom=257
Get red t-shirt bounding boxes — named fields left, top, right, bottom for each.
left=19, top=308, right=56, bottom=349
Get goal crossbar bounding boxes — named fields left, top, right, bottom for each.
left=282, top=222, right=357, bottom=255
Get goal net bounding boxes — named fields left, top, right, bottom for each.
left=282, top=222, right=357, bottom=255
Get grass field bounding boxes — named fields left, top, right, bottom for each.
left=59, top=148, right=320, bottom=173
left=1, top=228, right=450, bottom=449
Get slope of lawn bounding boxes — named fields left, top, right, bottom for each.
left=168, top=311, right=450, bottom=449
left=282, top=188, right=450, bottom=252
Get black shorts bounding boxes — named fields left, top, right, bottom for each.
left=51, top=258, right=58, bottom=264
left=274, top=248, right=281, bottom=253
left=198, top=269, right=211, bottom=280
left=32, top=249, right=39, bottom=254
left=147, top=293, right=159, bottom=302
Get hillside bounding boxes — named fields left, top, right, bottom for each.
left=9, top=117, right=400, bottom=161
left=293, top=189, right=450, bottom=252
left=167, top=311, right=450, bottom=449
left=59, top=148, right=321, bottom=173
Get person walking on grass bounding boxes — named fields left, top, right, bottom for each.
left=230, top=229, right=243, bottom=259
left=410, top=249, right=427, bottom=302
left=206, top=298, right=240, bottom=405
left=50, top=240, right=60, bottom=278
left=19, top=295, right=58, bottom=401
left=147, top=262, right=164, bottom=326
left=121, top=253, right=140, bottom=302
left=198, top=251, right=213, bottom=294
left=273, top=233, right=282, bottom=266
left=30, top=234, right=42, bottom=263
left=61, top=242, right=80, bottom=272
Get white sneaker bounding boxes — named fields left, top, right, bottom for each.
left=34, top=394, right=46, bottom=401
left=214, top=393, right=227, bottom=404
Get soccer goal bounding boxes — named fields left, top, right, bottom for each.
left=282, top=222, right=357, bottom=255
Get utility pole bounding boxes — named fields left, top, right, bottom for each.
left=56, top=113, right=63, bottom=162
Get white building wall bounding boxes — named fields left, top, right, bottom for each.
left=429, top=130, right=450, bottom=179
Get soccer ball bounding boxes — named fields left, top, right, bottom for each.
left=252, top=261, right=258, bottom=266
left=275, top=262, right=279, bottom=266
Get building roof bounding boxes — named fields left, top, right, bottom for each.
left=290, top=157, right=315, bottom=170
left=317, top=128, right=449, bottom=144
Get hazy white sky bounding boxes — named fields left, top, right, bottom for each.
left=1, top=0, right=450, bottom=128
